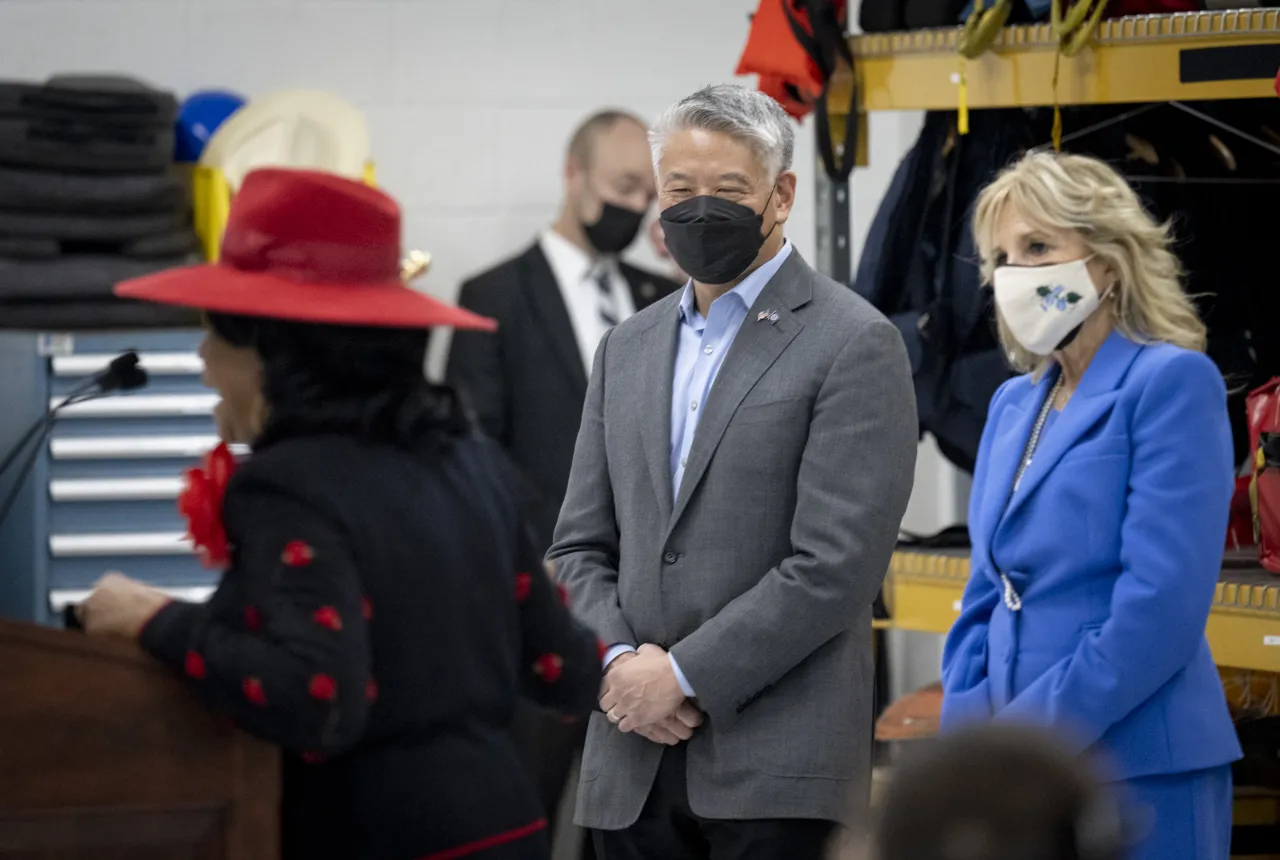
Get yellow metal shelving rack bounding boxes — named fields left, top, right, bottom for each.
left=833, top=10, right=1280, bottom=672
left=886, top=550, right=1280, bottom=672
left=833, top=9, right=1279, bottom=115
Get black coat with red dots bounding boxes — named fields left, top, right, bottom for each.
left=140, top=431, right=603, bottom=860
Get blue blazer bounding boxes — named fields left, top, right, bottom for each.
left=940, top=331, right=1242, bottom=780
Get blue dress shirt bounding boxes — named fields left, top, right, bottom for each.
left=604, top=242, right=793, bottom=697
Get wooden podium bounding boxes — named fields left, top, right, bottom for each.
left=0, top=618, right=279, bottom=859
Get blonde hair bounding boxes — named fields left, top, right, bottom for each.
left=972, top=150, right=1206, bottom=374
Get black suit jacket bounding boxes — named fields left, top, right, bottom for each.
left=446, top=241, right=680, bottom=548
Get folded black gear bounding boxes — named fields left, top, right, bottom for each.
left=119, top=230, right=199, bottom=259
left=0, top=254, right=196, bottom=302
left=0, top=208, right=187, bottom=242
left=0, top=229, right=198, bottom=261
left=0, top=117, right=175, bottom=173
left=0, top=297, right=199, bottom=330
left=0, top=75, right=177, bottom=127
left=0, top=237, right=59, bottom=260
left=15, top=115, right=173, bottom=150
left=0, top=165, right=186, bottom=214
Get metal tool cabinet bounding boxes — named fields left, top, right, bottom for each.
left=0, top=330, right=222, bottom=623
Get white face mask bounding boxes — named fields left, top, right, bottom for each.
left=992, top=257, right=1103, bottom=356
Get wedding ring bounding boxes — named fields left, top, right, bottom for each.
left=607, top=708, right=620, bottom=724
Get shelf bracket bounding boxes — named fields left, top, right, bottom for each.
left=813, top=152, right=852, bottom=284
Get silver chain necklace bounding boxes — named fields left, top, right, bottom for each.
left=1000, top=372, right=1065, bottom=612
left=1013, top=373, right=1065, bottom=493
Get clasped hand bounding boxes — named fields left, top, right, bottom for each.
left=599, top=643, right=703, bottom=744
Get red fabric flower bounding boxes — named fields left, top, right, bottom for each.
left=532, top=653, right=564, bottom=683
left=313, top=606, right=342, bottom=631
left=281, top=540, right=315, bottom=567
left=242, top=677, right=267, bottom=706
left=244, top=605, right=262, bottom=631
left=515, top=572, right=532, bottom=603
left=361, top=596, right=373, bottom=621
left=366, top=678, right=379, bottom=701
left=178, top=442, right=237, bottom=568
left=184, top=650, right=206, bottom=679
left=309, top=674, right=337, bottom=701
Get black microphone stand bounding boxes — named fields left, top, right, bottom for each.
left=0, top=386, right=116, bottom=543
left=0, top=374, right=103, bottom=481
left=0, top=351, right=151, bottom=566
left=0, top=350, right=145, bottom=483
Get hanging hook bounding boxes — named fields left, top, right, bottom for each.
left=1168, top=101, right=1280, bottom=160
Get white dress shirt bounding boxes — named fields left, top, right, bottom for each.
left=539, top=229, right=636, bottom=375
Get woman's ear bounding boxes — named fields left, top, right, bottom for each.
left=1088, top=255, right=1117, bottom=293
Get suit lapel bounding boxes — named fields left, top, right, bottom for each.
left=666, top=256, right=810, bottom=533
left=972, top=397, right=1033, bottom=584
left=639, top=310, right=679, bottom=524
left=520, top=244, right=588, bottom=394
left=622, top=265, right=666, bottom=310
left=999, top=331, right=1144, bottom=527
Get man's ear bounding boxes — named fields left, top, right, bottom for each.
left=565, top=153, right=584, bottom=187
left=772, top=170, right=798, bottom=224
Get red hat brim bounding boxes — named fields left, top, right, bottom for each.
left=115, top=262, right=497, bottom=331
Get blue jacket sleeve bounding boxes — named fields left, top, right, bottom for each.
left=939, top=380, right=1011, bottom=729
left=993, top=352, right=1233, bottom=749
left=940, top=569, right=999, bottom=728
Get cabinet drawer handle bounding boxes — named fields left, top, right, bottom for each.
left=52, top=394, right=218, bottom=418
left=51, top=477, right=185, bottom=501
left=50, top=435, right=246, bottom=460
left=50, top=532, right=193, bottom=557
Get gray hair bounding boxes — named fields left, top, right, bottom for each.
left=650, top=84, right=795, bottom=180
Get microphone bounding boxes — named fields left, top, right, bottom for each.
left=0, top=351, right=152, bottom=558
left=95, top=350, right=149, bottom=393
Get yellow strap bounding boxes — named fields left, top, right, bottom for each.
left=958, top=58, right=970, bottom=135
left=1051, top=50, right=1063, bottom=150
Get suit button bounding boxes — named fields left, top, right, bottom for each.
left=662, top=551, right=678, bottom=564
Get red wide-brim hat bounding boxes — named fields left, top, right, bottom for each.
left=116, top=167, right=496, bottom=331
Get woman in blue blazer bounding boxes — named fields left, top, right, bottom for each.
left=940, top=151, right=1241, bottom=860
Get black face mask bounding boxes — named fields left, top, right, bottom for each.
left=659, top=192, right=775, bottom=285
left=583, top=201, right=645, bottom=255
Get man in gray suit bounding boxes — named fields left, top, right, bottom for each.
left=548, top=84, right=917, bottom=860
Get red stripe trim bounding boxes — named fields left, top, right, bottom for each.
left=416, top=819, right=548, bottom=860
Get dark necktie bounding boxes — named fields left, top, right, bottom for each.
left=594, top=266, right=618, bottom=328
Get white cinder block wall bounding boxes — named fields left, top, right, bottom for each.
left=0, top=0, right=960, bottom=700
left=0, top=0, right=816, bottom=375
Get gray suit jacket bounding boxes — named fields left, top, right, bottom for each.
left=548, top=249, right=917, bottom=829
